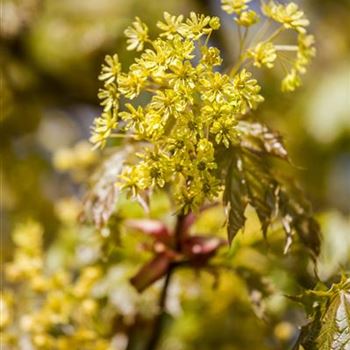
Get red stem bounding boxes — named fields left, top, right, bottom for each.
left=145, top=213, right=187, bottom=350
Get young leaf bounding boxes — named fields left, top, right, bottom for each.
left=236, top=121, right=289, bottom=160
left=277, top=181, right=321, bottom=256
left=293, top=277, right=350, bottom=350
left=223, top=150, right=277, bottom=243
left=80, top=149, right=128, bottom=228
left=223, top=130, right=321, bottom=256
left=130, top=252, right=175, bottom=292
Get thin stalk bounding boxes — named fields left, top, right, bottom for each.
left=265, top=26, right=284, bottom=43
left=145, top=214, right=186, bottom=350
left=110, top=133, right=138, bottom=139
left=275, top=44, right=298, bottom=51
left=145, top=266, right=174, bottom=350
left=241, top=27, right=249, bottom=52
left=237, top=25, right=243, bottom=56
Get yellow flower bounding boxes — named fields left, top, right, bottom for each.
left=157, top=12, right=184, bottom=39
left=199, top=72, right=233, bottom=103
left=149, top=89, right=186, bottom=119
left=221, top=0, right=252, bottom=15
left=210, top=116, right=238, bottom=148
left=175, top=188, right=204, bottom=214
left=118, top=70, right=147, bottom=99
left=295, top=33, right=316, bottom=73
left=232, top=69, right=264, bottom=113
left=199, top=46, right=223, bottom=68
left=248, top=42, right=277, bottom=68
left=168, top=60, right=197, bottom=92
left=136, top=150, right=171, bottom=188
left=144, top=111, right=166, bottom=139
left=178, top=12, right=214, bottom=39
left=139, top=40, right=170, bottom=76
left=119, top=166, right=143, bottom=197
left=235, top=10, right=259, bottom=27
left=90, top=111, right=117, bottom=149
left=98, top=83, right=119, bottom=112
left=263, top=1, right=309, bottom=33
left=91, top=7, right=314, bottom=210
left=98, top=54, right=121, bottom=85
left=281, top=69, right=302, bottom=92
left=119, top=104, right=145, bottom=133
left=124, top=17, right=149, bottom=51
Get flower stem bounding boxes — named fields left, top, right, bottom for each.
left=145, top=266, right=174, bottom=350
left=145, top=213, right=186, bottom=350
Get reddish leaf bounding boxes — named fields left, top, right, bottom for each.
left=126, top=219, right=172, bottom=244
left=80, top=150, right=127, bottom=228
left=182, top=236, right=225, bottom=265
left=130, top=252, right=176, bottom=292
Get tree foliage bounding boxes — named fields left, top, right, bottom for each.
left=293, top=277, right=350, bottom=350
left=2, top=1, right=349, bottom=350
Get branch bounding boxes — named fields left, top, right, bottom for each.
left=145, top=213, right=187, bottom=350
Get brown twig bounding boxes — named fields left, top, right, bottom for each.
left=145, top=213, right=186, bottom=350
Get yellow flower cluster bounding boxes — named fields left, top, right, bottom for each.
left=220, top=1, right=315, bottom=90
left=260, top=1, right=316, bottom=91
left=221, top=0, right=252, bottom=15
left=248, top=42, right=277, bottom=69
left=2, top=216, right=166, bottom=349
left=53, top=141, right=97, bottom=177
left=91, top=1, right=315, bottom=213
left=262, top=1, right=310, bottom=33
left=2, top=221, right=110, bottom=350
left=52, top=141, right=98, bottom=184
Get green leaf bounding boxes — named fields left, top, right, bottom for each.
left=223, top=150, right=277, bottom=244
left=294, top=277, right=350, bottom=350
left=222, top=121, right=321, bottom=256
left=277, top=180, right=321, bottom=256
left=223, top=153, right=248, bottom=243
left=236, top=121, right=289, bottom=160
left=317, top=294, right=342, bottom=350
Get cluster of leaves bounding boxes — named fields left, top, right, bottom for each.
left=292, top=276, right=350, bottom=350
left=223, top=120, right=321, bottom=254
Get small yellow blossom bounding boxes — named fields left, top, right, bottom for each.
left=98, top=83, right=119, bottom=112
left=199, top=46, right=223, bottom=68
left=124, top=17, right=149, bottom=51
left=248, top=42, right=277, bottom=68
left=178, top=12, right=215, bottom=39
left=221, top=0, right=252, bottom=15
left=98, top=54, right=121, bottom=85
left=281, top=69, right=302, bottom=92
left=90, top=111, right=117, bottom=149
left=119, top=103, right=146, bottom=133
left=295, top=33, right=316, bottom=73
left=157, top=12, right=184, bottom=39
left=118, top=69, right=147, bottom=99
left=199, top=72, right=232, bottom=103
left=211, top=116, right=239, bottom=148
left=232, top=69, right=264, bottom=113
left=236, top=10, right=259, bottom=26
left=263, top=1, right=309, bottom=33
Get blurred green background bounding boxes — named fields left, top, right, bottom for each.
left=1, top=0, right=350, bottom=349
